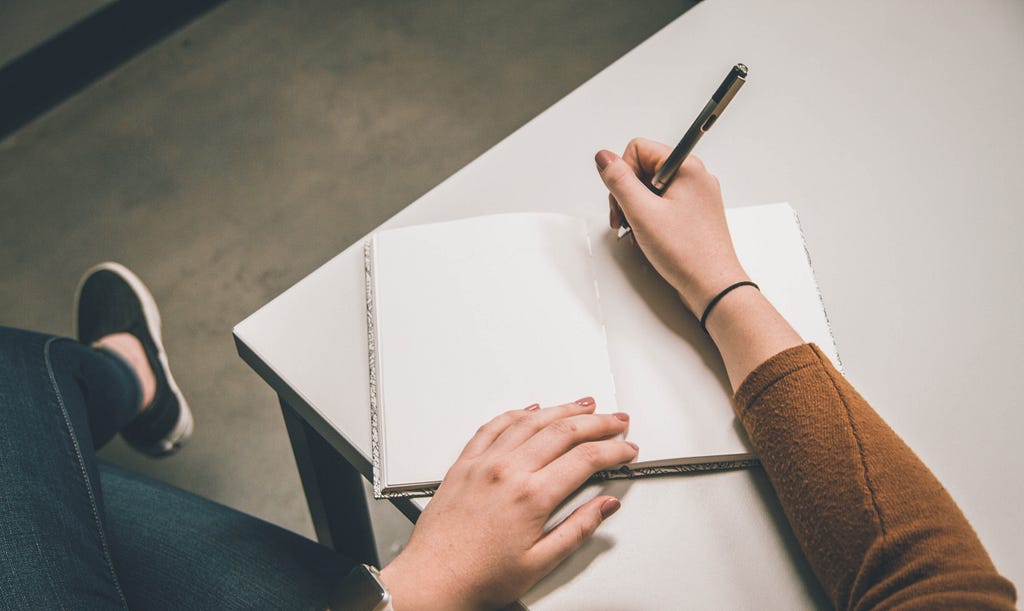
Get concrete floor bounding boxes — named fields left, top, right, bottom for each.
left=1, top=0, right=697, bottom=563
left=0, top=0, right=111, bottom=65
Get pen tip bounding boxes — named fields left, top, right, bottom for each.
left=735, top=63, right=748, bottom=77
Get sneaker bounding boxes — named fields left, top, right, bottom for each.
left=74, top=262, right=193, bottom=457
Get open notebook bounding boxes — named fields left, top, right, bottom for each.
left=364, top=203, right=839, bottom=498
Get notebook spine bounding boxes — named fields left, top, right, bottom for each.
left=590, top=457, right=761, bottom=482
left=365, top=239, right=386, bottom=499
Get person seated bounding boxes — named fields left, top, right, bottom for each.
left=0, top=139, right=1015, bottom=610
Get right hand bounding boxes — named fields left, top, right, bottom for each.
left=595, top=138, right=749, bottom=317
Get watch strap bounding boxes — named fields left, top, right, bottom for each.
left=329, top=563, right=393, bottom=611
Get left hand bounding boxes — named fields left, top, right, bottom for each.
left=380, top=397, right=638, bottom=610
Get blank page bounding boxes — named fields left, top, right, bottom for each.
left=369, top=213, right=618, bottom=493
left=593, top=203, right=838, bottom=463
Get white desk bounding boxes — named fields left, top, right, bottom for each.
left=234, top=0, right=1024, bottom=607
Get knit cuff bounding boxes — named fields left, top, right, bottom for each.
left=733, top=343, right=830, bottom=418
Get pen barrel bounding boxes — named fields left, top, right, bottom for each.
left=648, top=63, right=746, bottom=195
left=650, top=98, right=715, bottom=191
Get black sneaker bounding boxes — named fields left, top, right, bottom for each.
left=74, top=262, right=193, bottom=457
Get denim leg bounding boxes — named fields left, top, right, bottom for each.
left=0, top=326, right=135, bottom=609
left=100, top=462, right=355, bottom=610
left=1, top=325, right=357, bottom=609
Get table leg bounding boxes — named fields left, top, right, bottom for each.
left=279, top=395, right=380, bottom=567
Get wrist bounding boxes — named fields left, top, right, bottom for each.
left=379, top=561, right=422, bottom=611
left=703, top=287, right=803, bottom=392
left=701, top=282, right=762, bottom=332
left=379, top=562, right=427, bottom=611
left=677, top=266, right=751, bottom=317
left=380, top=557, right=474, bottom=611
left=699, top=281, right=760, bottom=334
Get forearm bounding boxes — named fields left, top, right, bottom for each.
left=703, top=285, right=803, bottom=393
left=595, top=141, right=1015, bottom=606
left=733, top=344, right=1016, bottom=609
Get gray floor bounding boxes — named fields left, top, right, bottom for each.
left=0, top=0, right=111, bottom=65
left=1, top=0, right=697, bottom=563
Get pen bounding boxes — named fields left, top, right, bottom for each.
left=619, top=63, right=748, bottom=237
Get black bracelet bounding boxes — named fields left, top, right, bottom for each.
left=699, top=281, right=760, bottom=334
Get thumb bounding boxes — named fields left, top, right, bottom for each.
left=595, top=150, right=657, bottom=222
left=532, top=496, right=621, bottom=574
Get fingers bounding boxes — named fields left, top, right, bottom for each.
left=457, top=402, right=543, bottom=460
left=515, top=412, right=631, bottom=471
left=598, top=138, right=678, bottom=230
left=621, top=137, right=673, bottom=180
left=608, top=193, right=623, bottom=229
left=596, top=150, right=660, bottom=226
left=534, top=438, right=638, bottom=506
left=524, top=435, right=634, bottom=511
left=460, top=398, right=600, bottom=460
left=680, top=153, right=707, bottom=172
left=487, top=398, right=597, bottom=454
left=670, top=154, right=713, bottom=194
left=530, top=495, right=622, bottom=574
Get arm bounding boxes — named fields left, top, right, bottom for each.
left=596, top=140, right=1016, bottom=609
left=736, top=343, right=1015, bottom=609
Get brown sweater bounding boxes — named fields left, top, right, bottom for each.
left=734, top=344, right=1016, bottom=610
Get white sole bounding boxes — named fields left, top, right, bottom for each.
left=74, top=262, right=194, bottom=454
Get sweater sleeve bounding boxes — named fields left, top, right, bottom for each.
left=733, top=343, right=1016, bottom=610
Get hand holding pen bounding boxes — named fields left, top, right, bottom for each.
left=594, top=64, right=752, bottom=317
left=614, top=63, right=747, bottom=238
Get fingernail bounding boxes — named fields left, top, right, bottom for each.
left=613, top=412, right=629, bottom=422
left=595, top=150, right=616, bottom=170
left=575, top=396, right=595, bottom=406
left=524, top=403, right=540, bottom=411
left=625, top=440, right=639, bottom=452
left=600, top=498, right=621, bottom=520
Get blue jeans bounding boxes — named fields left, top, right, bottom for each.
left=0, top=327, right=355, bottom=610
